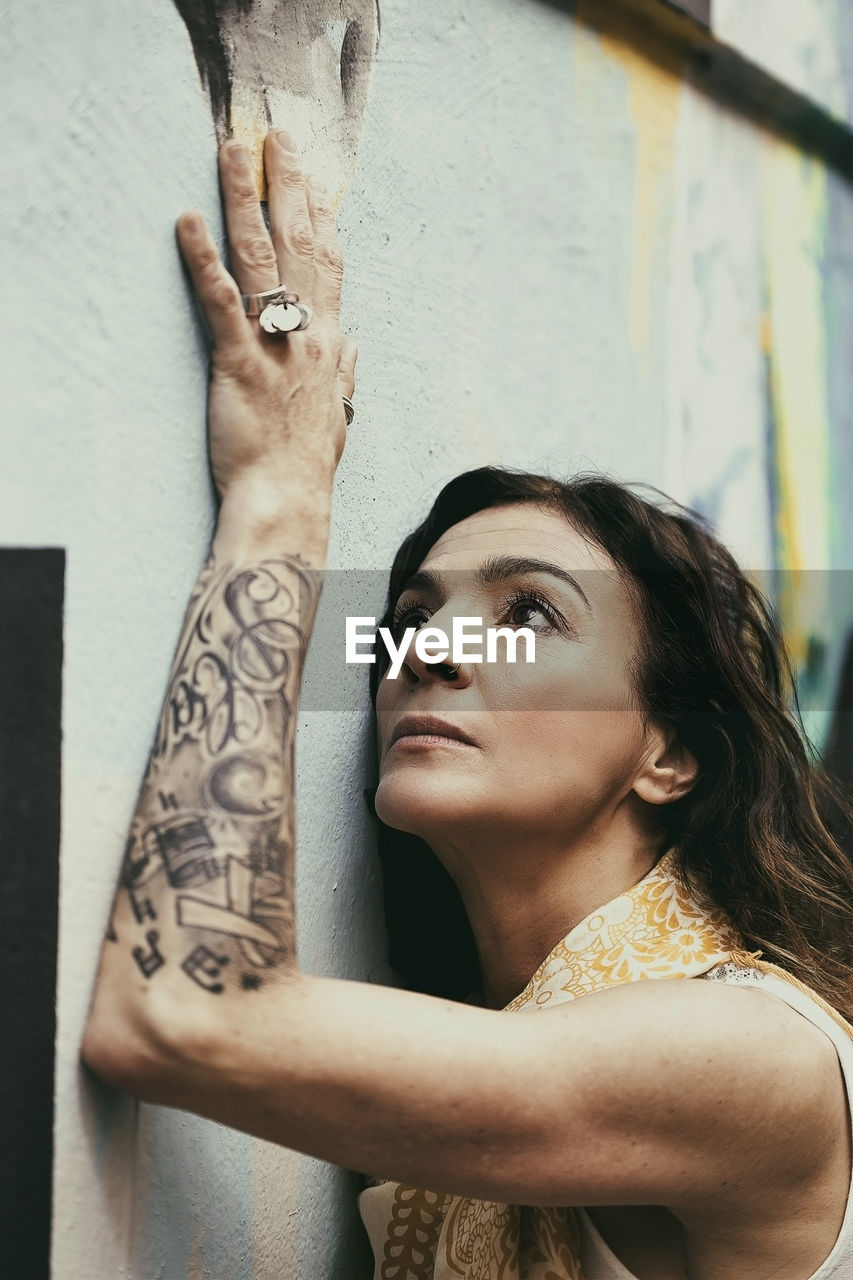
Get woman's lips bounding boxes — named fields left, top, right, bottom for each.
left=390, top=732, right=474, bottom=750
left=389, top=715, right=480, bottom=749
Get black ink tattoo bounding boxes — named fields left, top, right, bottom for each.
left=147, top=814, right=217, bottom=888
left=121, top=832, right=153, bottom=889
left=177, top=854, right=286, bottom=968
left=130, top=894, right=157, bottom=924
left=224, top=567, right=304, bottom=690
left=189, top=853, right=227, bottom=884
left=153, top=560, right=318, bottom=762
left=204, top=752, right=283, bottom=816
left=182, top=944, right=230, bottom=993
left=247, top=821, right=287, bottom=879
left=117, top=557, right=317, bottom=994
left=132, top=930, right=165, bottom=979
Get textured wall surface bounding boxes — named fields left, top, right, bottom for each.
left=1, top=0, right=851, bottom=1277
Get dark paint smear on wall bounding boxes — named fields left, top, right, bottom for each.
left=0, top=549, right=64, bottom=1280
left=173, top=0, right=248, bottom=133
left=175, top=0, right=380, bottom=135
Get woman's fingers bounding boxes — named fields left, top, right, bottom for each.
left=265, top=131, right=315, bottom=300
left=176, top=211, right=251, bottom=348
left=338, top=337, right=358, bottom=399
left=219, top=142, right=280, bottom=296
left=179, top=131, right=347, bottom=358
left=307, top=178, right=344, bottom=322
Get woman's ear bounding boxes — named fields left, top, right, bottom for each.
left=632, top=726, right=699, bottom=806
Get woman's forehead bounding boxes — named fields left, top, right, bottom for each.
left=419, top=504, right=616, bottom=575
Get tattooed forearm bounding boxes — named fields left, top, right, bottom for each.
left=154, top=560, right=309, bottom=760
left=110, top=555, right=321, bottom=996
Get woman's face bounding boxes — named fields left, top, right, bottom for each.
left=373, top=503, right=657, bottom=846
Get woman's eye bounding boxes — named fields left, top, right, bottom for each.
left=390, top=603, right=430, bottom=636
left=510, top=602, right=543, bottom=626
left=503, top=595, right=561, bottom=631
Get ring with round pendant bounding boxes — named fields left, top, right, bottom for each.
left=259, top=300, right=312, bottom=334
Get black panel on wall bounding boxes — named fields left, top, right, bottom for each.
left=0, top=549, right=64, bottom=1280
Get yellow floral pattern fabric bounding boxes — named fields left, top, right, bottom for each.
left=358, top=851, right=740, bottom=1280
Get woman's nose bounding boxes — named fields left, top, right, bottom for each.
left=400, top=621, right=474, bottom=687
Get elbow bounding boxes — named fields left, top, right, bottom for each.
left=80, top=986, right=189, bottom=1103
left=81, top=1004, right=159, bottom=1099
left=81, top=1019, right=138, bottom=1093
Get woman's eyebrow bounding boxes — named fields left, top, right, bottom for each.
left=398, top=556, right=591, bottom=612
left=396, top=568, right=444, bottom=600
left=478, top=555, right=592, bottom=612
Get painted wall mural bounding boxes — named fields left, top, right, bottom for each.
left=174, top=0, right=380, bottom=195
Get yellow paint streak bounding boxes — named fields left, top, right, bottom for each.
left=759, top=310, right=773, bottom=355
left=229, top=95, right=349, bottom=212
left=574, top=1, right=683, bottom=350
left=762, top=138, right=830, bottom=661
left=228, top=104, right=270, bottom=201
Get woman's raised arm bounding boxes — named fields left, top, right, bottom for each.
left=82, top=129, right=354, bottom=1061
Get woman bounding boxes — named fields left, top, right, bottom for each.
left=83, top=130, right=853, bottom=1280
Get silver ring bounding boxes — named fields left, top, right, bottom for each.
left=342, top=395, right=355, bottom=427
left=257, top=300, right=312, bottom=336
left=241, top=285, right=298, bottom=317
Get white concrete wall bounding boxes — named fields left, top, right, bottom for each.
left=2, top=0, right=851, bottom=1276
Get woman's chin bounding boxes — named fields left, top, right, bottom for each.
left=373, top=771, right=472, bottom=834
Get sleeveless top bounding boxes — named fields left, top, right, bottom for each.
left=358, top=857, right=853, bottom=1280
left=575, top=965, right=853, bottom=1280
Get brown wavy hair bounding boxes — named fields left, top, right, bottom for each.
left=367, top=466, right=853, bottom=1019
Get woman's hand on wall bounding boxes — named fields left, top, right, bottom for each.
left=177, top=130, right=357, bottom=544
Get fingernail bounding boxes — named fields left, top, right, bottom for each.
left=276, top=130, right=298, bottom=154
left=228, top=143, right=249, bottom=167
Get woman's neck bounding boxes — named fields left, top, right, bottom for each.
left=433, top=823, right=662, bottom=1009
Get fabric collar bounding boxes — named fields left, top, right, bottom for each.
left=504, top=847, right=741, bottom=1012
